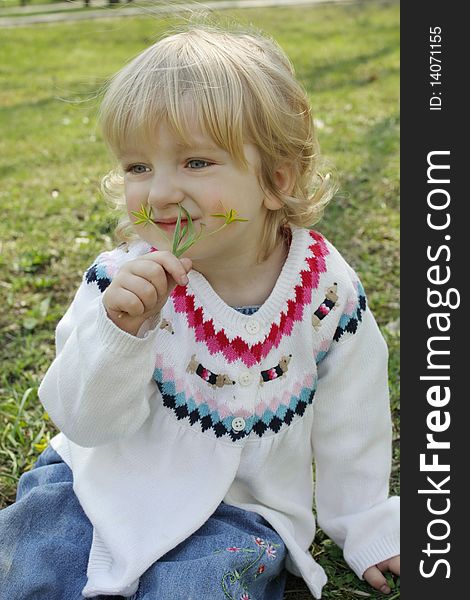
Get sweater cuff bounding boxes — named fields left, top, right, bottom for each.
left=346, top=531, right=400, bottom=579
left=96, top=299, right=160, bottom=355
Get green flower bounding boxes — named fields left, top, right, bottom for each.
left=210, top=208, right=249, bottom=225
left=130, top=203, right=247, bottom=258
left=130, top=204, right=154, bottom=226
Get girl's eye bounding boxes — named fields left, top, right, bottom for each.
left=126, top=164, right=149, bottom=174
left=186, top=159, right=211, bottom=169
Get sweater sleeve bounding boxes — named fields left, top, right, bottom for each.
left=311, top=287, right=400, bottom=579
left=38, top=247, right=161, bottom=448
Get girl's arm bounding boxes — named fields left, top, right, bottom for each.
left=311, top=298, right=400, bottom=582
left=38, top=248, right=190, bottom=448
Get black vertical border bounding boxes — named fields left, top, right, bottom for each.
left=401, top=1, right=465, bottom=597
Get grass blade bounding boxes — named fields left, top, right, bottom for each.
left=172, top=207, right=183, bottom=255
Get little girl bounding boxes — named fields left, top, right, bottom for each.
left=0, top=24, right=399, bottom=599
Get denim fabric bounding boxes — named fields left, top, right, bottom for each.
left=0, top=446, right=92, bottom=600
left=0, top=446, right=287, bottom=600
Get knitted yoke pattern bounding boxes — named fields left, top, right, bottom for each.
left=39, top=227, right=400, bottom=599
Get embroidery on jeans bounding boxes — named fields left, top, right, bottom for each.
left=214, top=536, right=281, bottom=600
left=259, top=355, right=292, bottom=385
left=186, top=354, right=236, bottom=389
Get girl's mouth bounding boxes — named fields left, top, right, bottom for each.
left=154, top=219, right=199, bottom=233
left=155, top=220, right=184, bottom=232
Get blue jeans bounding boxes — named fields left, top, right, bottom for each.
left=0, top=446, right=287, bottom=600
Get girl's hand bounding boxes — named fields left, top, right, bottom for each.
left=103, top=251, right=192, bottom=336
left=363, top=555, right=400, bottom=594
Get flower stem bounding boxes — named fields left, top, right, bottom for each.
left=131, top=202, right=248, bottom=258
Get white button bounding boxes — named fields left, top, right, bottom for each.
left=239, top=371, right=253, bottom=386
left=245, top=320, right=260, bottom=335
left=231, top=417, right=246, bottom=432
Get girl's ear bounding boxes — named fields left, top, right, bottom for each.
left=263, top=162, right=295, bottom=210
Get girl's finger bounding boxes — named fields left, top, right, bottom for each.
left=119, top=273, right=159, bottom=311
left=376, top=555, right=400, bottom=575
left=104, top=287, right=145, bottom=317
left=363, top=565, right=390, bottom=594
left=140, top=251, right=191, bottom=286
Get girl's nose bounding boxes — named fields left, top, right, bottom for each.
left=147, top=170, right=184, bottom=207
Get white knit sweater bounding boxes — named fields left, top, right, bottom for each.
left=39, top=227, right=399, bottom=598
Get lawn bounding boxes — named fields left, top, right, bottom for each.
left=0, top=1, right=399, bottom=598
left=0, top=0, right=229, bottom=16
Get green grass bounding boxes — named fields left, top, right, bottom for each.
left=2, top=7, right=113, bottom=18
left=0, top=0, right=93, bottom=10
left=0, top=0, right=229, bottom=13
left=0, top=2, right=399, bottom=598
left=0, top=0, right=63, bottom=7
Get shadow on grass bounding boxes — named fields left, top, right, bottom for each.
left=300, top=44, right=398, bottom=93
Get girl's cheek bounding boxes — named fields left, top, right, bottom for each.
left=125, top=183, right=146, bottom=207
left=204, top=193, right=227, bottom=213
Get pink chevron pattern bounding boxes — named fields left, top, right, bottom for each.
left=254, top=373, right=315, bottom=416
left=171, top=230, right=329, bottom=367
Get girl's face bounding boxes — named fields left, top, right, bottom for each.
left=120, top=120, right=277, bottom=269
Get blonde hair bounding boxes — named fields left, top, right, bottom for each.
left=98, top=24, right=335, bottom=261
